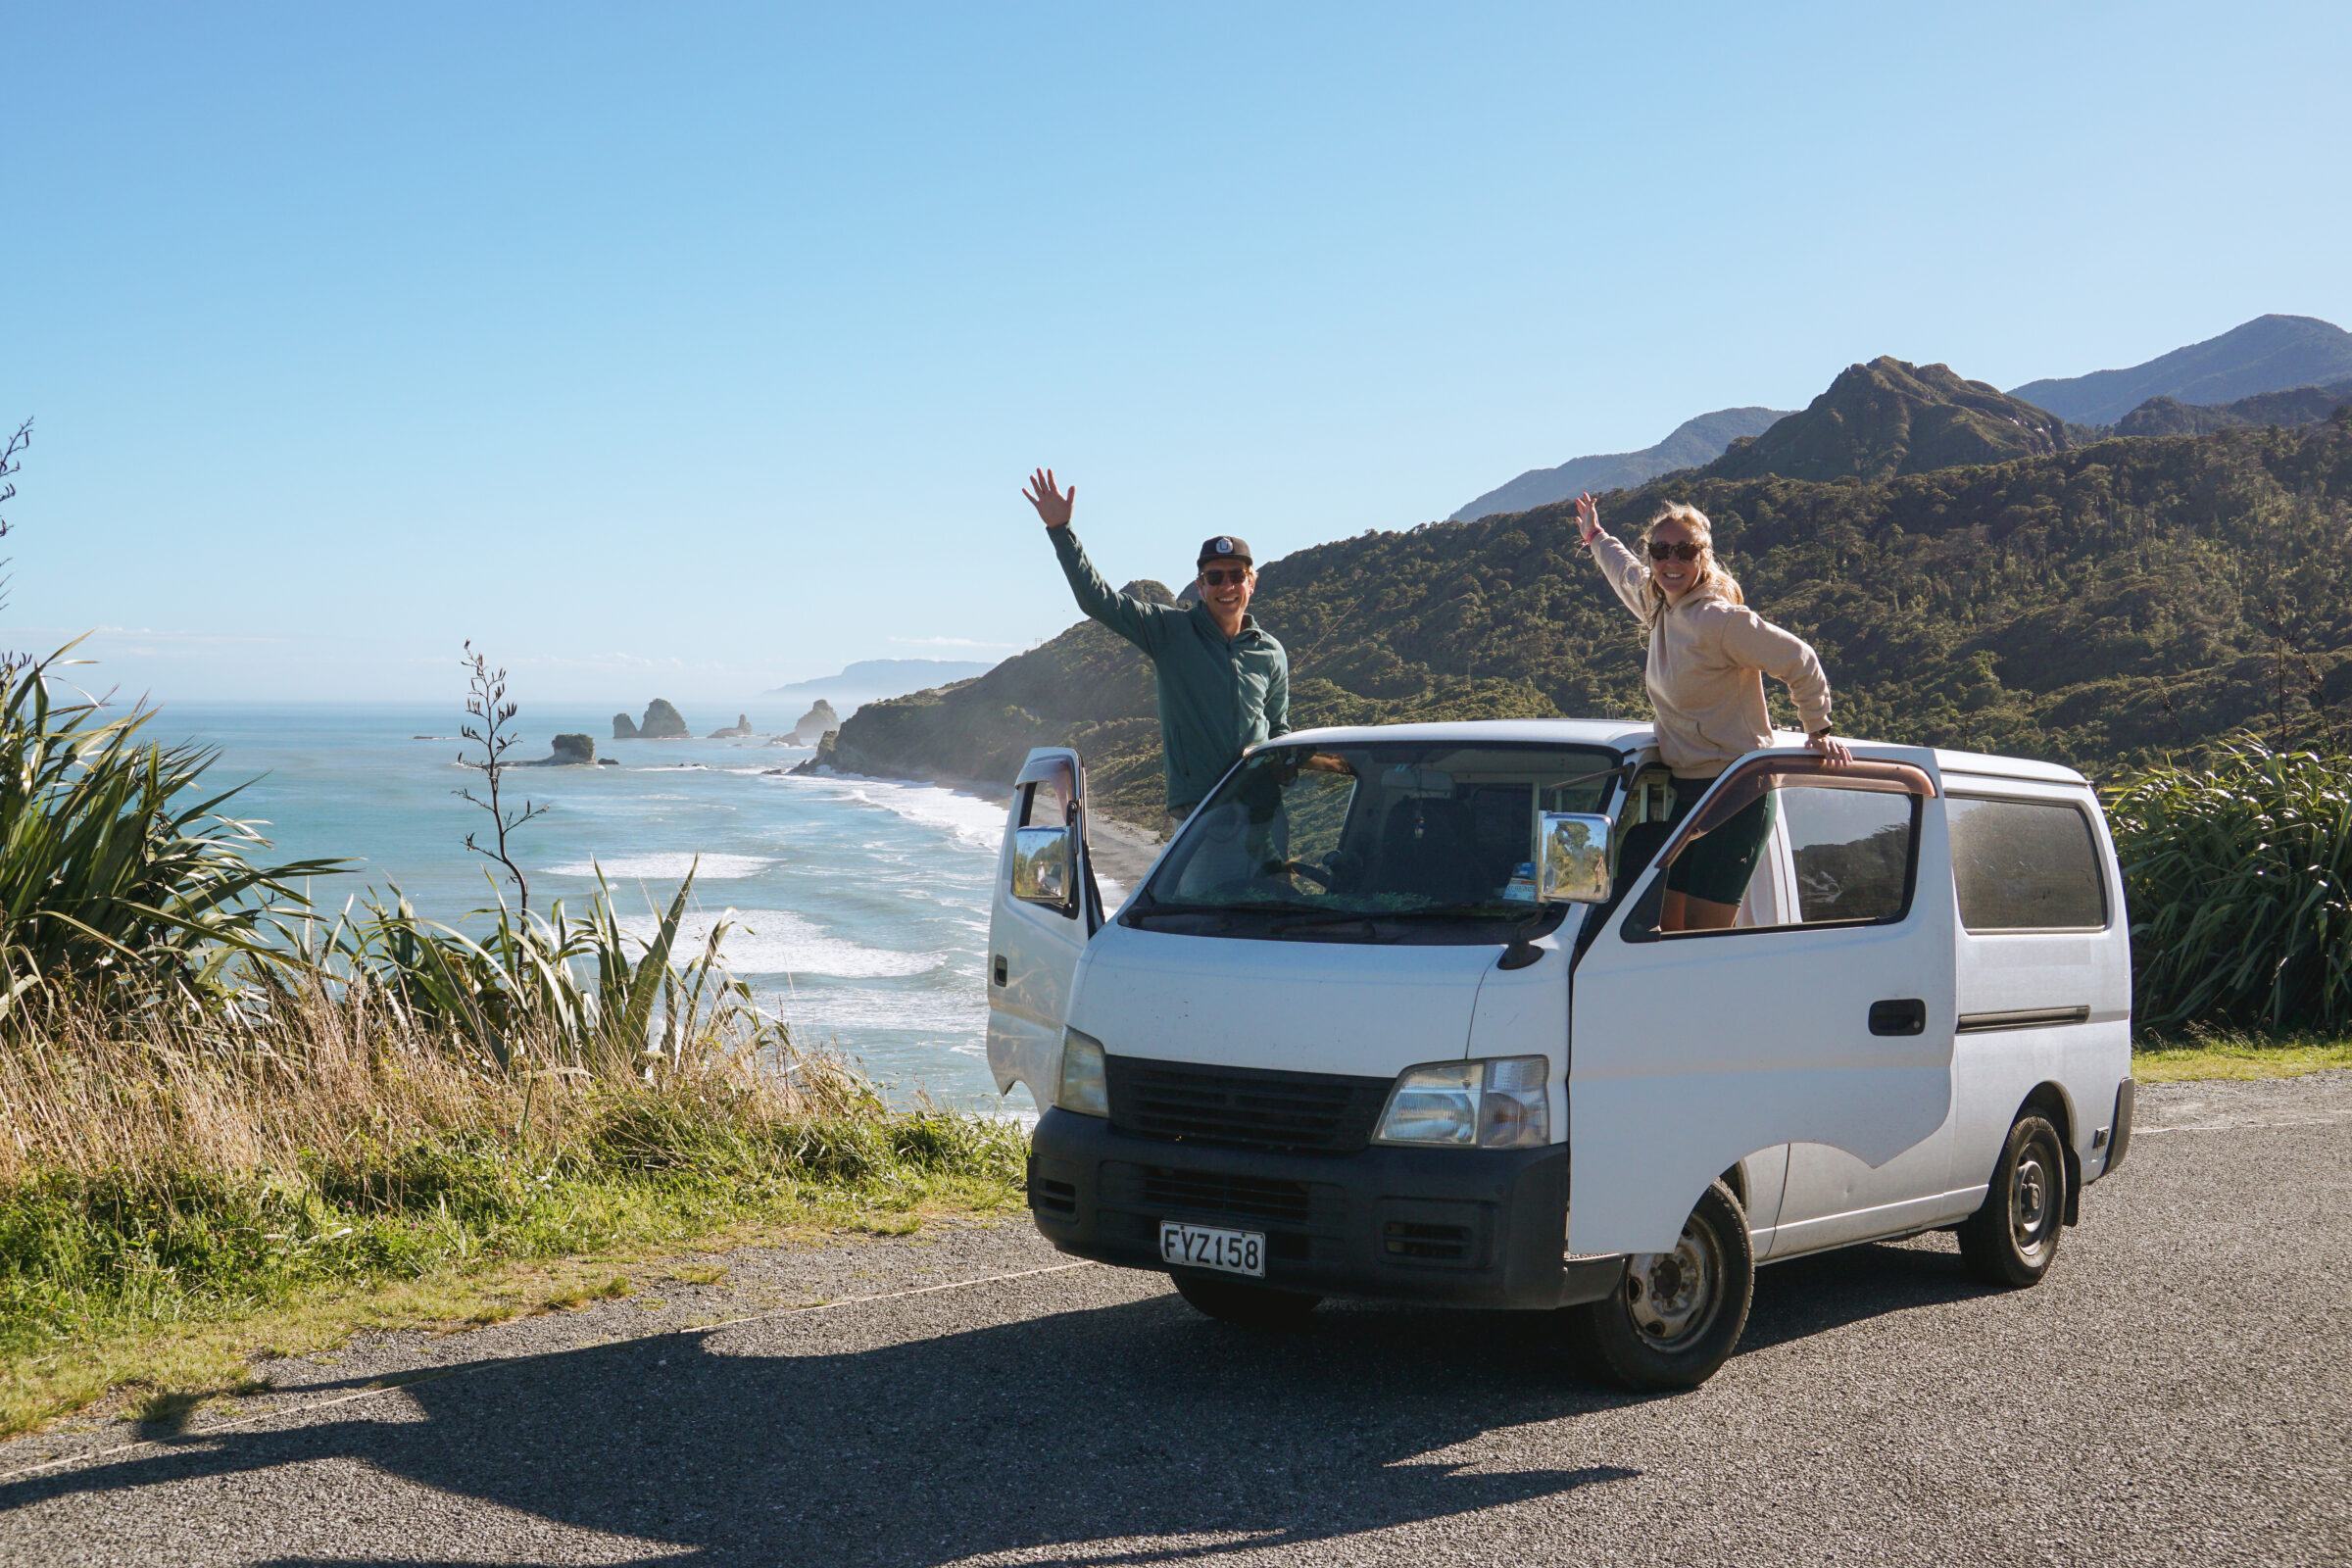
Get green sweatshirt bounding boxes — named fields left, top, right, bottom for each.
left=1051, top=527, right=1291, bottom=811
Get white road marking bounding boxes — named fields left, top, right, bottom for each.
left=2135, top=1109, right=2352, bottom=1135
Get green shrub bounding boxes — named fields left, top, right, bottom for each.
left=2110, top=740, right=2352, bottom=1032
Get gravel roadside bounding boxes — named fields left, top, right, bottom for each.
left=3, top=1071, right=2348, bottom=1566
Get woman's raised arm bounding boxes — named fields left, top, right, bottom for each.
left=1577, top=493, right=1653, bottom=622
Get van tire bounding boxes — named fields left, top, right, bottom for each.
left=1957, top=1112, right=2066, bottom=1287
left=1170, top=1273, right=1322, bottom=1328
left=1570, top=1179, right=1753, bottom=1392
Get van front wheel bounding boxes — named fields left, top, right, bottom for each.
left=1170, top=1273, right=1322, bottom=1328
left=1571, top=1179, right=1753, bottom=1391
left=1957, top=1112, right=2066, bottom=1287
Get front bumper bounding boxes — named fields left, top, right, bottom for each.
left=1027, top=1107, right=1618, bottom=1310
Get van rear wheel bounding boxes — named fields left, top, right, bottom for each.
left=1571, top=1178, right=1753, bottom=1391
left=1170, top=1273, right=1322, bottom=1328
left=1957, top=1112, right=2066, bottom=1287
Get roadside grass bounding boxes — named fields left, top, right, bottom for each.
left=0, top=977, right=1028, bottom=1439
left=0, top=1134, right=1024, bottom=1439
left=2132, top=1028, right=2352, bottom=1084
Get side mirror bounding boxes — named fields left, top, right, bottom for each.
left=1012, top=824, right=1075, bottom=909
left=1538, top=811, right=1614, bottom=904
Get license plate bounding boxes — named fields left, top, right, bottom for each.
left=1159, top=1221, right=1265, bottom=1278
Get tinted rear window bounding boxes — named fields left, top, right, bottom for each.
left=1948, top=796, right=2107, bottom=931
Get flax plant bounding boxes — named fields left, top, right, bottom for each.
left=2109, top=739, right=2352, bottom=1032
left=0, top=645, right=342, bottom=1021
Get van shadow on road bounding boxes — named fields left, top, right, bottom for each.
left=6, top=1244, right=1986, bottom=1567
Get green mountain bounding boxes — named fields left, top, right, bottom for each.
left=2013, top=315, right=2352, bottom=426
left=2115, top=377, right=2352, bottom=438
left=836, top=416, right=2352, bottom=828
left=1701, top=358, right=2068, bottom=483
left=1451, top=407, right=1791, bottom=521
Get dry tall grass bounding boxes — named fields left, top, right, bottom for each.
left=0, top=973, right=872, bottom=1193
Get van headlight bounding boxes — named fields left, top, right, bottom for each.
left=1056, top=1029, right=1109, bottom=1117
left=1373, top=1056, right=1549, bottom=1150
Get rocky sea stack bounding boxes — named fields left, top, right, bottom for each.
left=789, top=700, right=840, bottom=745
left=612, top=712, right=638, bottom=739
left=631, top=699, right=690, bottom=739
left=708, top=712, right=754, bottom=738
left=522, top=733, right=596, bottom=766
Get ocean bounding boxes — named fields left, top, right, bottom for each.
left=157, top=702, right=1041, bottom=1115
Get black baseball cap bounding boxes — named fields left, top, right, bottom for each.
left=1197, top=534, right=1253, bottom=566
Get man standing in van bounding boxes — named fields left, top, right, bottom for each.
left=1022, top=467, right=1291, bottom=832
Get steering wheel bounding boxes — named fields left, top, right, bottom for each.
left=1272, top=858, right=1334, bottom=889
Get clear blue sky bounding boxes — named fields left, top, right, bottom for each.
left=7, top=2, right=2348, bottom=705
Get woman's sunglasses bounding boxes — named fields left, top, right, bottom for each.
left=1200, top=567, right=1251, bottom=586
left=1647, top=540, right=1703, bottom=563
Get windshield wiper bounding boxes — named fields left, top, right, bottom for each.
left=1267, top=903, right=1525, bottom=935
left=1129, top=900, right=1325, bottom=922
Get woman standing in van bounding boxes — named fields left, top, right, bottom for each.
left=1576, top=493, right=1849, bottom=932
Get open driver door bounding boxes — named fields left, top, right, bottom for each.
left=986, top=747, right=1104, bottom=1115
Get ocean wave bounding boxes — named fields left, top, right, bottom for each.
left=758, top=976, right=984, bottom=1033
left=836, top=779, right=1006, bottom=850
left=543, top=852, right=773, bottom=880
left=634, top=908, right=942, bottom=979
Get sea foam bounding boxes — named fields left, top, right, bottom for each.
left=770, top=771, right=1005, bottom=850
left=543, top=852, right=773, bottom=880
left=630, top=908, right=941, bottom=979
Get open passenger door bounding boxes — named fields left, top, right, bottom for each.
left=986, top=747, right=1103, bottom=1114
left=1566, top=749, right=1957, bottom=1255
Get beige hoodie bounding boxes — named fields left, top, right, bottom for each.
left=1592, top=531, right=1833, bottom=778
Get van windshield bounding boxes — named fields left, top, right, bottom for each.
left=1127, top=742, right=1624, bottom=943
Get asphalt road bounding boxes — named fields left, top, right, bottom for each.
left=4, top=1072, right=2348, bottom=1567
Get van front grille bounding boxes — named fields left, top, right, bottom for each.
left=1103, top=1055, right=1391, bottom=1153
left=1140, top=1168, right=1312, bottom=1225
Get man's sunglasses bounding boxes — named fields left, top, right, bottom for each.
left=1200, top=567, right=1251, bottom=586
left=1647, top=540, right=1704, bottom=563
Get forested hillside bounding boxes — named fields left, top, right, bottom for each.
left=2115, top=378, right=2352, bottom=437
left=838, top=416, right=2352, bottom=826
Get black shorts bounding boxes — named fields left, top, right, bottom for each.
left=1661, top=776, right=1778, bottom=907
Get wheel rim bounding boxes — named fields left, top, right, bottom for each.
left=2010, top=1138, right=2058, bottom=1262
left=1624, top=1210, right=1725, bottom=1349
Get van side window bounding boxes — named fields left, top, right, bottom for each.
left=1785, top=786, right=1916, bottom=924
left=1948, top=796, right=2108, bottom=931
left=1020, top=777, right=1073, bottom=829
left=1625, top=763, right=1927, bottom=941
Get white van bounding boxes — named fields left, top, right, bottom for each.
left=987, top=720, right=2134, bottom=1389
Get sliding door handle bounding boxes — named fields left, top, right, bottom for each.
left=1869, top=998, right=1927, bottom=1037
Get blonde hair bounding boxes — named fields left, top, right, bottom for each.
left=1636, top=502, right=1742, bottom=621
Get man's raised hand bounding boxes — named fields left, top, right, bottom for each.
left=1023, top=467, right=1075, bottom=530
